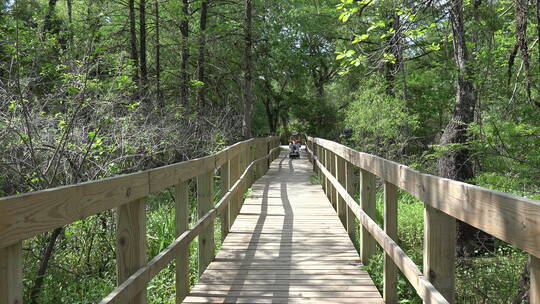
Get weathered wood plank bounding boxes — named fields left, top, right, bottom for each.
left=221, top=159, right=231, bottom=241
left=149, top=155, right=215, bottom=193
left=0, top=242, right=23, bottom=304
left=384, top=182, right=398, bottom=304
left=176, top=181, right=190, bottom=303
left=530, top=255, right=539, bottom=304
left=116, top=198, right=147, bottom=304
left=336, top=155, right=346, bottom=227
left=0, top=171, right=148, bottom=248
left=424, top=205, right=455, bottom=303
left=198, top=171, right=215, bottom=274
left=345, top=161, right=356, bottom=242
left=360, top=168, right=376, bottom=263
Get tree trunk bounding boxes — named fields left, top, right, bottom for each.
left=139, top=0, right=148, bottom=89
left=29, top=227, right=64, bottom=304
left=242, top=0, right=253, bottom=138
left=197, top=0, right=208, bottom=108
left=129, top=0, right=140, bottom=85
left=180, top=0, right=190, bottom=106
left=155, top=0, right=162, bottom=106
left=516, top=0, right=532, bottom=102
left=384, top=13, right=402, bottom=97
left=67, top=0, right=73, bottom=48
left=43, top=0, right=58, bottom=35
left=438, top=0, right=478, bottom=257
left=537, top=0, right=540, bottom=68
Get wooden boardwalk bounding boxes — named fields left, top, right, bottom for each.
left=183, top=150, right=384, bottom=303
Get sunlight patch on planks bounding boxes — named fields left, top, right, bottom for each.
left=183, top=151, right=384, bottom=304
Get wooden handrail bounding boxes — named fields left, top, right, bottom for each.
left=306, top=136, right=540, bottom=304
left=0, top=136, right=281, bottom=304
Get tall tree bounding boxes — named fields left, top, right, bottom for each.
left=242, top=0, right=253, bottom=137
left=180, top=0, right=190, bottom=105
left=155, top=0, right=162, bottom=105
left=197, top=0, right=208, bottom=108
left=129, top=0, right=140, bottom=84
left=438, top=0, right=477, bottom=256
left=139, top=0, right=148, bottom=88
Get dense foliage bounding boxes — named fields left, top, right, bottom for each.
left=1, top=0, right=539, bottom=302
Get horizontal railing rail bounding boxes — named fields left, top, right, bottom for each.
left=0, top=136, right=281, bottom=304
left=305, top=136, right=540, bottom=304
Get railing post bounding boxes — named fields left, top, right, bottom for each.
left=336, top=154, right=346, bottom=227
left=360, top=169, right=376, bottom=263
left=116, top=198, right=147, bottom=304
left=197, top=171, right=214, bottom=274
left=312, top=141, right=318, bottom=175
left=175, top=181, right=189, bottom=303
left=424, top=205, right=456, bottom=303
left=322, top=148, right=328, bottom=195
left=0, top=242, right=23, bottom=304
left=231, top=154, right=240, bottom=223
left=384, top=182, right=398, bottom=304
left=329, top=150, right=336, bottom=209
left=221, top=159, right=231, bottom=242
left=532, top=256, right=540, bottom=304
left=345, top=162, right=356, bottom=242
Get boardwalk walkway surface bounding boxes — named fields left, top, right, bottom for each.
left=183, top=149, right=384, bottom=303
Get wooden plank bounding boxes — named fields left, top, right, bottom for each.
left=116, top=198, right=147, bottom=304
left=384, top=182, right=398, bottom=304
left=329, top=150, right=336, bottom=209
left=191, top=284, right=378, bottom=291
left=424, top=205, right=455, bottom=303
left=345, top=161, right=356, bottom=242
left=0, top=171, right=148, bottom=248
left=221, top=159, right=231, bottom=241
left=532, top=255, right=540, bottom=304
left=185, top=150, right=384, bottom=304
left=176, top=181, right=190, bottom=303
left=0, top=242, right=23, bottom=304
left=198, top=171, right=215, bottom=274
left=322, top=146, right=328, bottom=194
left=183, top=296, right=384, bottom=304
left=360, top=168, right=376, bottom=263
left=310, top=137, right=540, bottom=259
left=149, top=155, right=215, bottom=193
left=336, top=155, right=346, bottom=228
left=230, top=154, right=240, bottom=224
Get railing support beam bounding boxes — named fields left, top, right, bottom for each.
left=175, top=181, right=190, bottom=303
left=197, top=171, right=214, bottom=274
left=336, top=155, right=346, bottom=227
left=531, top=255, right=540, bottom=304
left=360, top=169, right=376, bottom=263
left=0, top=242, right=23, bottom=304
left=221, top=160, right=231, bottom=242
left=116, top=198, right=147, bottom=304
left=384, top=182, right=398, bottom=304
left=424, top=205, right=456, bottom=303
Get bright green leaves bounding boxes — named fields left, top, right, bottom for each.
left=352, top=34, right=369, bottom=44
left=335, top=49, right=365, bottom=68
left=335, top=49, right=356, bottom=60
left=427, top=42, right=441, bottom=51
left=336, top=0, right=371, bottom=23
left=383, top=53, right=396, bottom=64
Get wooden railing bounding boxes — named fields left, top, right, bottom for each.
left=0, top=136, right=281, bottom=304
left=306, top=136, right=540, bottom=304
